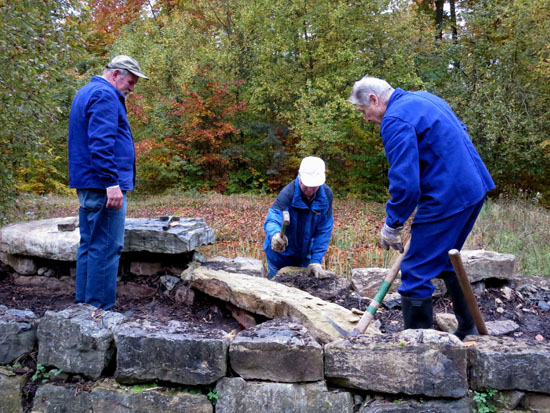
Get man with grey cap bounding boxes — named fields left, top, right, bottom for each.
left=68, top=55, right=148, bottom=310
left=263, top=157, right=334, bottom=279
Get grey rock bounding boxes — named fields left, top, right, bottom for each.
left=215, top=377, right=354, bottom=413
left=467, top=335, right=550, bottom=393
left=359, top=396, right=472, bottom=412
left=37, top=304, right=126, bottom=379
left=492, top=390, right=525, bottom=409
left=114, top=319, right=228, bottom=385
left=0, top=216, right=215, bottom=262
left=485, top=320, right=520, bottom=336
left=520, top=393, right=550, bottom=412
left=229, top=318, right=323, bottom=382
left=0, top=306, right=38, bottom=364
left=460, top=250, right=516, bottom=282
left=203, top=256, right=267, bottom=278
left=5, top=254, right=37, bottom=275
left=0, top=367, right=26, bottom=413
left=325, top=330, right=468, bottom=398
left=129, top=261, right=163, bottom=276
left=160, top=275, right=181, bottom=292
left=33, top=383, right=93, bottom=412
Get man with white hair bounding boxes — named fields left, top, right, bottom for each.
left=68, top=55, right=149, bottom=310
left=263, top=157, right=334, bottom=279
left=349, top=76, right=495, bottom=339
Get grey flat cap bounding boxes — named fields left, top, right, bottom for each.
left=106, top=55, right=149, bottom=79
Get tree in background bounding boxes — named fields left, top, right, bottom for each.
left=0, top=0, right=84, bottom=219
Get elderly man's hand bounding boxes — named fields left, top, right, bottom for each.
left=306, top=263, right=323, bottom=278
left=271, top=233, right=288, bottom=252
left=380, top=223, right=404, bottom=253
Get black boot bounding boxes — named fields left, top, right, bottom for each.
left=401, top=296, right=433, bottom=329
left=443, top=275, right=478, bottom=340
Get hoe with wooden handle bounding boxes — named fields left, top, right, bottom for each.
left=448, top=249, right=489, bottom=335
left=326, top=239, right=411, bottom=338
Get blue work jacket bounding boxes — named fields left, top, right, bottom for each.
left=381, top=88, right=495, bottom=227
left=68, top=76, right=136, bottom=190
left=263, top=177, right=334, bottom=269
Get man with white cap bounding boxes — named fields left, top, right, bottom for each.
left=68, top=55, right=148, bottom=310
left=263, top=156, right=334, bottom=279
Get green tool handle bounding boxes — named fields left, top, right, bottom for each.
left=354, top=239, right=411, bottom=334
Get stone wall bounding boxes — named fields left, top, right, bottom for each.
left=2, top=302, right=550, bottom=413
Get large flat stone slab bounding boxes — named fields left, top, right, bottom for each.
left=467, top=335, right=550, bottom=394
left=0, top=367, right=26, bottom=413
left=37, top=304, right=126, bottom=379
left=215, top=377, right=354, bottom=413
left=187, top=266, right=370, bottom=344
left=0, top=306, right=38, bottom=364
left=229, top=318, right=324, bottom=382
left=0, top=216, right=215, bottom=262
left=325, top=329, right=468, bottom=398
left=114, top=319, right=229, bottom=385
left=460, top=250, right=515, bottom=282
left=359, top=397, right=472, bottom=412
left=32, top=379, right=213, bottom=413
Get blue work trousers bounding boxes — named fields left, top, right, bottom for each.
left=398, top=200, right=485, bottom=298
left=75, top=189, right=126, bottom=310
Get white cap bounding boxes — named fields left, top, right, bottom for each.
left=299, top=157, right=326, bottom=187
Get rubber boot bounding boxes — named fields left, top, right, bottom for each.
left=401, top=296, right=433, bottom=329
left=443, top=275, right=478, bottom=340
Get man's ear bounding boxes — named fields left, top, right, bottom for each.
left=369, top=93, right=379, bottom=106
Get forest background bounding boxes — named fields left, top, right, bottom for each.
left=0, top=0, right=549, bottom=275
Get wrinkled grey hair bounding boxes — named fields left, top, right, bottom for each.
left=103, top=68, right=130, bottom=79
left=348, top=76, right=394, bottom=107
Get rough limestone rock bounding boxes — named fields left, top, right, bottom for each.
left=37, top=304, right=127, bottom=379
left=351, top=268, right=446, bottom=298
left=4, top=254, right=37, bottom=275
left=325, top=329, right=468, bottom=398
left=434, top=312, right=458, bottom=333
left=229, top=318, right=324, bottom=382
left=520, top=393, right=550, bottom=412
left=460, top=250, right=515, bottom=282
left=467, top=335, right=550, bottom=394
left=32, top=380, right=213, bottom=413
left=215, top=377, right=354, bottom=413
left=0, top=216, right=215, bottom=263
left=0, top=306, right=38, bottom=364
left=114, top=319, right=228, bottom=385
left=0, top=367, right=27, bottom=413
left=274, top=267, right=353, bottom=302
left=203, top=256, right=267, bottom=278
left=359, top=396, right=472, bottom=412
left=187, top=266, right=373, bottom=344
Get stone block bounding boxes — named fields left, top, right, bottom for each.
left=37, top=304, right=126, bottom=379
left=5, top=254, right=37, bottom=275
left=129, top=261, right=163, bottom=276
left=325, top=330, right=468, bottom=398
left=467, top=335, right=550, bottom=394
left=460, top=250, right=516, bottom=282
left=0, top=367, right=26, bottom=413
left=230, top=318, right=323, bottom=382
left=203, top=256, right=267, bottom=278
left=359, top=396, right=472, bottom=412
left=0, top=306, right=38, bottom=364
left=114, top=319, right=228, bottom=385
left=215, top=377, right=354, bottom=413
left=520, top=393, right=550, bottom=412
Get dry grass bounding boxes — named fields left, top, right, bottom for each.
left=5, top=192, right=549, bottom=278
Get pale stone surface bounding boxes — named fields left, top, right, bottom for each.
left=229, top=318, right=323, bottom=382
left=215, top=377, right=354, bottom=413
left=485, top=319, right=520, bottom=336
left=114, top=319, right=228, bottom=385
left=32, top=380, right=213, bottom=413
left=460, top=250, right=516, bottom=282
left=37, top=304, right=126, bottom=379
left=0, top=306, right=38, bottom=364
left=0, top=367, right=26, bottom=413
left=325, top=330, right=468, bottom=398
left=187, top=266, right=373, bottom=345
left=467, top=335, right=550, bottom=394
left=434, top=312, right=458, bottom=333
left=351, top=268, right=446, bottom=298
left=0, top=216, right=215, bottom=262
left=359, top=397, right=472, bottom=412
left=205, top=256, right=267, bottom=278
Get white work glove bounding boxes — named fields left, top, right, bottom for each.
left=306, top=263, right=323, bottom=278
left=271, top=233, right=288, bottom=252
left=380, top=223, right=404, bottom=253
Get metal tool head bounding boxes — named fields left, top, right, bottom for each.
left=282, top=210, right=290, bottom=226
left=325, top=314, right=359, bottom=338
